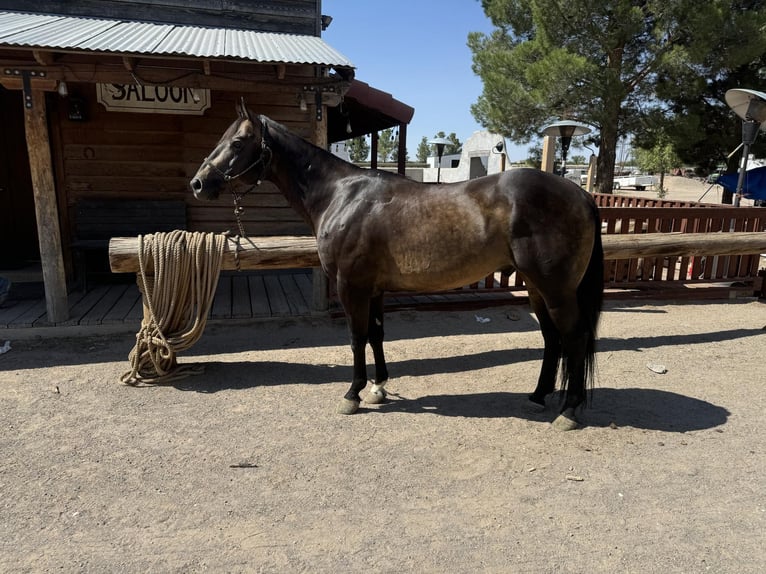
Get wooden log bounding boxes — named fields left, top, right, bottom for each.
left=110, top=231, right=766, bottom=274
left=601, top=232, right=766, bottom=259
left=109, top=235, right=321, bottom=273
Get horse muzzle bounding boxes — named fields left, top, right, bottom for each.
left=190, top=174, right=220, bottom=200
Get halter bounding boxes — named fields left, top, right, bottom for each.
left=200, top=116, right=273, bottom=237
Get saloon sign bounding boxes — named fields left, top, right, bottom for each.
left=96, top=83, right=211, bottom=115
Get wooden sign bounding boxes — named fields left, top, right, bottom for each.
left=96, top=83, right=211, bottom=115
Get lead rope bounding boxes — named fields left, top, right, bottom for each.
left=120, top=230, right=226, bottom=385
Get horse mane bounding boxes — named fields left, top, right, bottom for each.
left=260, top=115, right=405, bottom=183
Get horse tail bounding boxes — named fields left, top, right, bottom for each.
left=577, top=202, right=604, bottom=393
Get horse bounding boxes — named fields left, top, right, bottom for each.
left=190, top=102, right=604, bottom=430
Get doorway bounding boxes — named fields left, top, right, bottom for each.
left=0, top=86, right=39, bottom=269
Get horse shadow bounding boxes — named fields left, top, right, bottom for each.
left=169, top=351, right=729, bottom=432
left=369, top=388, right=729, bottom=433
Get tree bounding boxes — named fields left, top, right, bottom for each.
left=442, top=132, right=463, bottom=156
left=377, top=128, right=398, bottom=162
left=639, top=53, right=766, bottom=203
left=634, top=133, right=681, bottom=196
left=469, top=0, right=766, bottom=194
left=346, top=136, right=370, bottom=163
left=570, top=155, right=586, bottom=165
left=416, top=136, right=430, bottom=162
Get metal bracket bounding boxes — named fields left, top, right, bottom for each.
left=3, top=68, right=47, bottom=109
left=302, top=84, right=339, bottom=122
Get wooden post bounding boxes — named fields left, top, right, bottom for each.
left=24, top=89, right=68, bottom=322
left=541, top=135, right=555, bottom=173
left=312, top=108, right=329, bottom=313
left=397, top=122, right=407, bottom=175
left=586, top=153, right=597, bottom=192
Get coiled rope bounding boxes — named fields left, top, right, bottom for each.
left=121, top=230, right=226, bottom=385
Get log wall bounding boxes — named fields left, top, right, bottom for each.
left=51, top=85, right=315, bottom=247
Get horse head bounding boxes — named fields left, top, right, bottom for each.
left=190, top=99, right=272, bottom=200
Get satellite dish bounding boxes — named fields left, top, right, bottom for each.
left=724, top=89, right=766, bottom=125
left=724, top=89, right=766, bottom=206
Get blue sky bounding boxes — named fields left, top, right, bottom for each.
left=321, top=0, right=530, bottom=161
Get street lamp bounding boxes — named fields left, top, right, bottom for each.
left=724, top=88, right=766, bottom=207
left=541, top=120, right=591, bottom=178
left=428, top=136, right=451, bottom=183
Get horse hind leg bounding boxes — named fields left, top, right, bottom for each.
left=548, top=299, right=591, bottom=432
left=364, top=294, right=389, bottom=405
left=528, top=290, right=590, bottom=431
left=527, top=290, right=561, bottom=412
left=550, top=331, right=589, bottom=431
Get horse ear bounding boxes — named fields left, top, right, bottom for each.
left=238, top=97, right=251, bottom=121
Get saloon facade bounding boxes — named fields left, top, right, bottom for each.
left=0, top=1, right=413, bottom=321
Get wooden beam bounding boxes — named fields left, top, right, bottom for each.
left=601, top=232, right=766, bottom=259
left=0, top=77, right=57, bottom=92
left=122, top=56, right=136, bottom=72
left=275, top=64, right=286, bottom=80
left=108, top=232, right=766, bottom=275
left=24, top=89, right=69, bottom=323
left=109, top=235, right=321, bottom=274
left=33, top=50, right=55, bottom=66
left=541, top=135, right=555, bottom=173
left=311, top=111, right=329, bottom=312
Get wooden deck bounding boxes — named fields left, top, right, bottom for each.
left=0, top=270, right=318, bottom=332
left=2, top=266, right=759, bottom=335
left=0, top=269, right=530, bottom=333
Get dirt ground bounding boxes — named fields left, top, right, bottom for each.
left=1, top=297, right=765, bottom=573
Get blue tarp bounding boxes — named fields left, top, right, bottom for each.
left=717, top=166, right=766, bottom=200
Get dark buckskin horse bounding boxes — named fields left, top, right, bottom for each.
left=190, top=102, right=604, bottom=430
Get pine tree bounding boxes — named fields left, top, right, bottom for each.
left=469, top=0, right=766, bottom=194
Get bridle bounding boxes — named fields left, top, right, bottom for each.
left=200, top=115, right=273, bottom=236
left=201, top=115, right=272, bottom=184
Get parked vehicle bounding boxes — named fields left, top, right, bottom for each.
left=564, top=168, right=585, bottom=185
left=613, top=172, right=655, bottom=191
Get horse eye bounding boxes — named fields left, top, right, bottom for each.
left=231, top=139, right=243, bottom=151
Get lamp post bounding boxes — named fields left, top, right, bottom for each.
left=724, top=89, right=766, bottom=207
left=492, top=140, right=506, bottom=172
left=428, top=136, right=451, bottom=183
left=541, top=120, right=591, bottom=178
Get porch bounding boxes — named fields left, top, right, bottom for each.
left=0, top=269, right=531, bottom=336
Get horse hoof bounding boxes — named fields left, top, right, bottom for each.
left=552, top=411, right=579, bottom=432
left=364, top=389, right=387, bottom=405
left=337, top=398, right=360, bottom=415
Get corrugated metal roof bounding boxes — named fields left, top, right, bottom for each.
left=0, top=10, right=354, bottom=68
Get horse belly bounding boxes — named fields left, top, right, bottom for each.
left=384, top=236, right=508, bottom=292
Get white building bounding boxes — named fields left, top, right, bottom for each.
left=422, top=130, right=511, bottom=183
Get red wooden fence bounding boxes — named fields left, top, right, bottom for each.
left=461, top=199, right=765, bottom=294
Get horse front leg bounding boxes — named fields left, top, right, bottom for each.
left=336, top=286, right=371, bottom=415
left=364, top=293, right=389, bottom=405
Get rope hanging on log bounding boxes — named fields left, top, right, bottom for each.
left=121, top=230, right=226, bottom=385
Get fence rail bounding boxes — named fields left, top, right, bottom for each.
left=466, top=202, right=766, bottom=293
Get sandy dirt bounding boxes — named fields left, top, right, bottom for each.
left=1, top=298, right=765, bottom=573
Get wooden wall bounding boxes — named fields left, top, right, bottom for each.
left=49, top=84, right=316, bottom=245
left=0, top=1, right=322, bottom=35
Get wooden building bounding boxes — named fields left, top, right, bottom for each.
left=0, top=1, right=414, bottom=322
